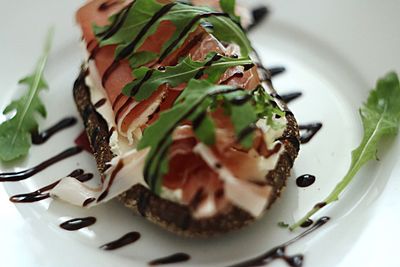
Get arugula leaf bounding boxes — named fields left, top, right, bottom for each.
left=157, top=3, right=251, bottom=58
left=97, top=0, right=164, bottom=47
left=0, top=29, right=53, bottom=161
left=128, top=51, right=158, bottom=69
left=95, top=0, right=253, bottom=66
left=122, top=53, right=253, bottom=100
left=206, top=14, right=251, bottom=56
left=220, top=0, right=240, bottom=23
left=138, top=79, right=285, bottom=193
left=193, top=114, right=216, bottom=145
left=253, top=86, right=285, bottom=129
left=220, top=91, right=258, bottom=148
left=138, top=79, right=241, bottom=193
left=290, top=72, right=400, bottom=231
left=190, top=98, right=216, bottom=146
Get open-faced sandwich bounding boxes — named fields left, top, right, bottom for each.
left=51, top=0, right=300, bottom=237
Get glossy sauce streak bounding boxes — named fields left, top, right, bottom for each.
left=60, top=217, right=97, bottom=231
left=149, top=253, right=191, bottom=266
left=94, top=98, right=107, bottom=108
left=83, top=197, right=96, bottom=207
left=247, top=6, right=269, bottom=31
left=31, top=117, right=77, bottom=145
left=300, top=219, right=314, bottom=228
left=268, top=66, right=286, bottom=77
left=9, top=170, right=94, bottom=203
left=227, top=217, right=330, bottom=267
left=296, top=174, right=316, bottom=188
left=299, top=123, right=323, bottom=144
left=99, top=232, right=141, bottom=250
left=0, top=147, right=83, bottom=182
left=280, top=92, right=302, bottom=104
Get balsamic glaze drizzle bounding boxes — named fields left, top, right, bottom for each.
left=60, top=217, right=97, bottom=231
left=83, top=197, right=96, bottom=207
left=280, top=92, right=302, bottom=104
left=247, top=6, right=270, bottom=32
left=299, top=123, right=323, bottom=144
left=300, top=219, right=314, bottom=228
left=149, top=253, right=191, bottom=266
left=94, top=98, right=107, bottom=109
left=9, top=170, right=94, bottom=203
left=268, top=66, right=286, bottom=77
left=99, top=232, right=141, bottom=250
left=296, top=174, right=316, bottom=188
left=0, top=147, right=83, bottom=182
left=31, top=117, right=77, bottom=145
left=227, top=217, right=330, bottom=267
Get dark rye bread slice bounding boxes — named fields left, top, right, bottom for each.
left=73, top=69, right=300, bottom=237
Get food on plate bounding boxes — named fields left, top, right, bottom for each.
left=52, top=0, right=300, bottom=237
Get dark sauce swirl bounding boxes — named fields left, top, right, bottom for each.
left=149, top=253, right=191, bottom=266
left=299, top=123, right=323, bottom=144
left=227, top=217, right=330, bottom=267
left=280, top=92, right=302, bottom=104
left=60, top=217, right=97, bottom=231
left=99, top=232, right=141, bottom=250
left=9, top=170, right=93, bottom=203
left=296, top=174, right=316, bottom=188
left=31, top=117, right=77, bottom=145
left=0, top=147, right=82, bottom=182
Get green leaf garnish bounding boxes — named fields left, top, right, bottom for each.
left=128, top=51, right=158, bottom=69
left=0, top=29, right=53, bottom=162
left=95, top=0, right=253, bottom=67
left=97, top=0, right=165, bottom=48
left=122, top=53, right=253, bottom=100
left=290, top=72, right=400, bottom=231
left=138, top=79, right=242, bottom=193
left=91, top=0, right=284, bottom=195
left=220, top=0, right=241, bottom=23
left=192, top=110, right=216, bottom=146
left=138, top=79, right=284, bottom=194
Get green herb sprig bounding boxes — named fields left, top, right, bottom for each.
left=290, top=72, right=400, bottom=230
left=0, top=29, right=54, bottom=162
left=122, top=52, right=253, bottom=101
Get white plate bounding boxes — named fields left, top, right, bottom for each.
left=1, top=0, right=399, bottom=266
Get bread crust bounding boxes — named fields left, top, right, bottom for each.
left=73, top=69, right=300, bottom=237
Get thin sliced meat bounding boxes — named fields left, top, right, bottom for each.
left=78, top=0, right=276, bottom=217
left=78, top=1, right=260, bottom=139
